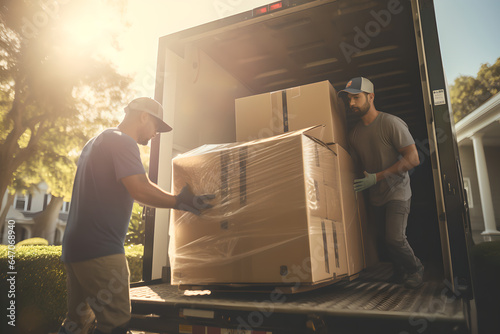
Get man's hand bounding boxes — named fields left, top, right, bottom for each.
left=174, top=184, right=215, bottom=215
left=354, top=171, right=377, bottom=192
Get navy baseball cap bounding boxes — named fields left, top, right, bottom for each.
left=338, top=77, right=374, bottom=96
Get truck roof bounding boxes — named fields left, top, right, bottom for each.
left=159, top=0, right=428, bottom=137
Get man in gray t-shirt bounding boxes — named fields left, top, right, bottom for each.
left=338, top=77, right=424, bottom=289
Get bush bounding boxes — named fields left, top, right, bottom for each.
left=126, top=244, right=144, bottom=283
left=126, top=202, right=145, bottom=245
left=16, top=237, right=49, bottom=246
left=0, top=244, right=144, bottom=334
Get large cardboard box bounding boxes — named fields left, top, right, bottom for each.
left=171, top=127, right=348, bottom=285
left=328, top=144, right=366, bottom=276
left=170, top=147, right=242, bottom=283
left=235, top=80, right=347, bottom=147
left=357, top=192, right=378, bottom=268
left=330, top=219, right=348, bottom=278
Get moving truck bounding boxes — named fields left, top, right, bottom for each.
left=129, top=0, right=477, bottom=332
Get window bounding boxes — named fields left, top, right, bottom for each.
left=61, top=201, right=71, bottom=213
left=14, top=194, right=28, bottom=211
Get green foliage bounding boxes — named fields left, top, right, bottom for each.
left=0, top=0, right=134, bottom=206
left=0, top=245, right=67, bottom=334
left=16, top=237, right=49, bottom=246
left=0, top=244, right=144, bottom=334
left=451, top=57, right=500, bottom=123
left=477, top=58, right=500, bottom=96
left=126, top=202, right=145, bottom=245
left=126, top=244, right=145, bottom=281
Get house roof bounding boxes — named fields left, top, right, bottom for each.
left=455, top=92, right=500, bottom=145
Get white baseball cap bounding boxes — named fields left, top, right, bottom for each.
left=124, top=97, right=172, bottom=132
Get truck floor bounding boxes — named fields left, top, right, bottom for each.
left=129, top=264, right=467, bottom=333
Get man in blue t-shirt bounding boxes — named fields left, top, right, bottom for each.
left=338, top=77, right=424, bottom=289
left=58, top=98, right=213, bottom=334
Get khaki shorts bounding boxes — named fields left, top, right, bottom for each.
left=61, top=253, right=131, bottom=333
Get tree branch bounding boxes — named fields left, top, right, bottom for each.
left=25, top=114, right=48, bottom=129
left=1, top=98, right=25, bottom=162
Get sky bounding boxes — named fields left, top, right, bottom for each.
left=78, top=0, right=500, bottom=97
left=434, top=0, right=500, bottom=85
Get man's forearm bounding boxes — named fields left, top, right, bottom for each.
left=376, top=159, right=414, bottom=182
left=376, top=148, right=420, bottom=182
left=122, top=173, right=177, bottom=208
left=133, top=181, right=177, bottom=208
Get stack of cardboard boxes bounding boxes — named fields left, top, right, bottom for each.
left=170, top=80, right=366, bottom=287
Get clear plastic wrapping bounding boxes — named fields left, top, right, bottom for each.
left=170, top=127, right=364, bottom=285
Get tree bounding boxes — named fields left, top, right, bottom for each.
left=0, top=0, right=134, bottom=241
left=451, top=57, right=500, bottom=123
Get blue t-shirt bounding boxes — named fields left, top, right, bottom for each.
left=62, top=129, right=145, bottom=262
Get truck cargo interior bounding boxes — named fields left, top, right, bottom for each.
left=133, top=0, right=475, bottom=332
left=156, top=0, right=443, bottom=279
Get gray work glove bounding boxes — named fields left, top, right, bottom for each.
left=174, top=184, right=214, bottom=215
left=354, top=171, right=377, bottom=192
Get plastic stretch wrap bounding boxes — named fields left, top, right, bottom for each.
left=170, top=127, right=363, bottom=285
left=329, top=144, right=366, bottom=276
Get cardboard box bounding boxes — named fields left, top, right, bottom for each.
left=357, top=192, right=378, bottom=268
left=321, top=150, right=343, bottom=223
left=331, top=219, right=348, bottom=278
left=307, top=218, right=348, bottom=280
left=235, top=80, right=347, bottom=147
left=328, top=144, right=366, bottom=276
left=171, top=127, right=348, bottom=285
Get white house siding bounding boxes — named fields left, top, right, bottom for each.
left=455, top=92, right=500, bottom=243
left=459, top=145, right=500, bottom=240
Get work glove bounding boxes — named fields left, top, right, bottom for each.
left=353, top=171, right=377, bottom=192
left=174, top=184, right=215, bottom=215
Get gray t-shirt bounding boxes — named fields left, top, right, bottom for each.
left=349, top=112, right=415, bottom=206
left=62, top=128, right=145, bottom=262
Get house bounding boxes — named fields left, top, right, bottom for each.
left=1, top=182, right=70, bottom=245
left=455, top=92, right=500, bottom=243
